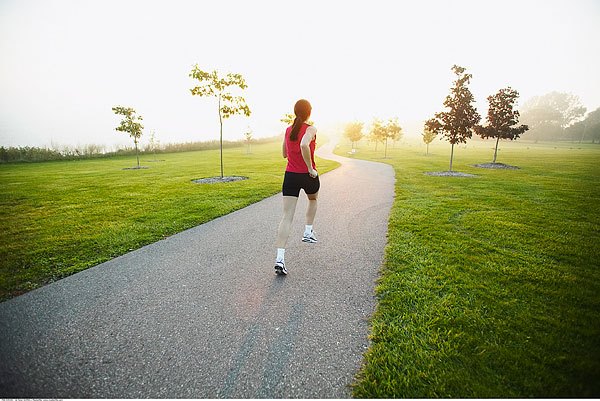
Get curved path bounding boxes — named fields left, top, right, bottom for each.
left=0, top=142, right=395, bottom=398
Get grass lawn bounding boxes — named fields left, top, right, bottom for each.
left=336, top=139, right=600, bottom=398
left=0, top=140, right=339, bottom=300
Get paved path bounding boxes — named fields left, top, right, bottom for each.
left=0, top=142, right=395, bottom=398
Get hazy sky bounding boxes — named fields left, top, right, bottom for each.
left=1, top=0, right=599, bottom=148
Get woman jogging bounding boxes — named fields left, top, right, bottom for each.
left=274, top=99, right=319, bottom=275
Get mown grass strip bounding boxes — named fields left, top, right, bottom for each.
left=0, top=140, right=339, bottom=300
left=338, top=140, right=600, bottom=398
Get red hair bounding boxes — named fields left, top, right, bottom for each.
left=289, top=99, right=312, bottom=141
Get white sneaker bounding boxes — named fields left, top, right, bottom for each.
left=302, top=230, right=317, bottom=243
left=274, top=260, right=288, bottom=275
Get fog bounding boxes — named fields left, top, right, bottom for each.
left=1, top=0, right=599, bottom=148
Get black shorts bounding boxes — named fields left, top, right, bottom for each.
left=282, top=171, right=320, bottom=197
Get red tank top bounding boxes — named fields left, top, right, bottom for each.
left=285, top=123, right=316, bottom=173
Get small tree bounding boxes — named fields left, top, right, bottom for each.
left=425, top=65, right=481, bottom=171
left=475, top=87, right=529, bottom=163
left=112, top=106, right=144, bottom=168
left=281, top=113, right=295, bottom=125
left=189, top=66, right=251, bottom=178
left=383, top=118, right=402, bottom=158
left=244, top=128, right=253, bottom=155
left=344, top=121, right=364, bottom=150
left=281, top=113, right=313, bottom=126
left=148, top=129, right=160, bottom=161
left=369, top=118, right=385, bottom=151
left=422, top=125, right=437, bottom=155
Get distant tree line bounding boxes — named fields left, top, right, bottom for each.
left=519, top=91, right=599, bottom=143
left=566, top=107, right=600, bottom=143
left=0, top=143, right=113, bottom=163
left=0, top=136, right=279, bottom=164
left=343, top=118, right=403, bottom=158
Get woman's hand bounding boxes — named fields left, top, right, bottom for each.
left=309, top=168, right=318, bottom=178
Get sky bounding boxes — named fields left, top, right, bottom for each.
left=1, top=0, right=599, bottom=148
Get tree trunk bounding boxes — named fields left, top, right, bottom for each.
left=449, top=143, right=454, bottom=171
left=134, top=139, right=140, bottom=168
left=493, top=136, right=500, bottom=163
left=426, top=143, right=429, bottom=156
left=218, top=94, right=224, bottom=178
left=384, top=138, right=388, bottom=158
left=580, top=122, right=587, bottom=144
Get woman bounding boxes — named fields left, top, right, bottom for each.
left=274, top=99, right=319, bottom=275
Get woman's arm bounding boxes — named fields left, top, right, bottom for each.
left=300, top=126, right=318, bottom=177
left=282, top=138, right=287, bottom=158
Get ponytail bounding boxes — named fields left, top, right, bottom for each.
left=288, top=99, right=312, bottom=142
left=289, top=117, right=304, bottom=141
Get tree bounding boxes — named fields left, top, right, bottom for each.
left=369, top=118, right=385, bottom=151
left=244, top=127, right=252, bottom=155
left=422, top=125, right=437, bottom=155
left=425, top=65, right=481, bottom=171
left=567, top=107, right=600, bottom=143
left=281, top=113, right=313, bottom=126
left=112, top=106, right=144, bottom=168
left=587, top=112, right=600, bottom=144
left=189, top=66, right=251, bottom=178
left=582, top=108, right=600, bottom=143
left=148, top=129, right=160, bottom=161
left=520, top=92, right=586, bottom=141
left=368, top=118, right=402, bottom=157
left=475, top=87, right=529, bottom=163
left=281, top=113, right=294, bottom=125
left=383, top=118, right=402, bottom=158
left=344, top=121, right=364, bottom=150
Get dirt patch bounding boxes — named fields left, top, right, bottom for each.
left=474, top=163, right=520, bottom=169
left=122, top=166, right=149, bottom=170
left=192, top=176, right=249, bottom=184
left=424, top=171, right=477, bottom=177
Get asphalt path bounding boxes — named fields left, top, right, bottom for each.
left=0, top=141, right=395, bottom=398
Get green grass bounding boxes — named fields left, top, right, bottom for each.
left=0, top=140, right=339, bottom=300
left=338, top=139, right=600, bottom=398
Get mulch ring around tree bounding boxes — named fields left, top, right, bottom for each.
left=192, top=176, right=249, bottom=184
left=122, top=166, right=149, bottom=170
left=473, top=163, right=520, bottom=169
left=424, top=171, right=477, bottom=177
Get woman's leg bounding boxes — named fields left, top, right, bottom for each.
left=306, top=192, right=318, bottom=225
left=276, top=196, right=299, bottom=248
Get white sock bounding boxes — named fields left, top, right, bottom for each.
left=304, top=225, right=313, bottom=235
left=276, top=248, right=285, bottom=263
